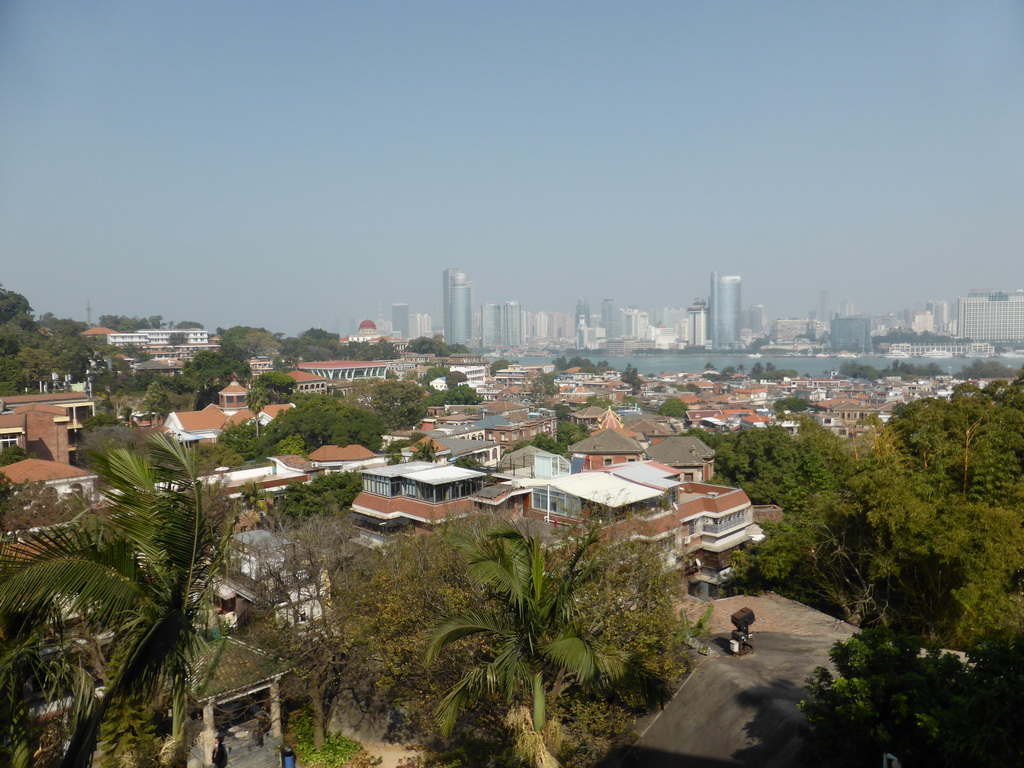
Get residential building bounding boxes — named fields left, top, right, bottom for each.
left=350, top=462, right=489, bottom=540
left=686, top=299, right=708, bottom=347
left=927, top=300, right=951, bottom=333
left=911, top=310, right=934, bottom=334
left=957, top=290, right=1024, bottom=342
left=410, top=313, right=433, bottom=339
left=0, top=392, right=97, bottom=463
left=307, top=444, right=385, bottom=472
left=568, top=428, right=646, bottom=470
left=496, top=446, right=571, bottom=479
left=0, top=458, right=99, bottom=501
left=481, top=301, right=523, bottom=348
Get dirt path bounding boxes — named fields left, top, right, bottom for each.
left=359, top=741, right=423, bottom=768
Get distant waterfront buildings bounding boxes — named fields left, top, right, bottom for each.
left=830, top=316, right=872, bottom=353
left=442, top=268, right=474, bottom=345
left=708, top=272, right=742, bottom=350
left=770, top=318, right=811, bottom=344
left=957, top=290, right=1024, bottom=342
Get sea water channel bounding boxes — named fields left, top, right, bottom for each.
left=505, top=354, right=1024, bottom=378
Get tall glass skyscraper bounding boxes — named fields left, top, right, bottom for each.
left=443, top=268, right=473, bottom=345
left=709, top=272, right=742, bottom=350
left=602, top=298, right=623, bottom=339
left=575, top=297, right=591, bottom=327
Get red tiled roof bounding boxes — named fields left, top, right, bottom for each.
left=174, top=406, right=229, bottom=432
left=261, top=403, right=293, bottom=419
left=0, top=414, right=26, bottom=430
left=285, top=370, right=325, bottom=382
left=308, top=444, right=376, bottom=462
left=0, top=459, right=95, bottom=483
left=81, top=326, right=118, bottom=336
left=13, top=404, right=68, bottom=417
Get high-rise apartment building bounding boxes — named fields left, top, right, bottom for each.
left=708, top=273, right=741, bottom=350
left=686, top=299, right=707, bottom=347
left=391, top=304, right=409, bottom=340
left=482, top=301, right=523, bottom=348
left=443, top=268, right=473, bottom=345
left=410, top=313, right=432, bottom=339
left=926, top=300, right=951, bottom=333
left=622, top=309, right=649, bottom=339
left=957, top=291, right=1024, bottom=342
left=744, top=304, right=766, bottom=335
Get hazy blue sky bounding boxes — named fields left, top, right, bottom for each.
left=2, top=1, right=1022, bottom=335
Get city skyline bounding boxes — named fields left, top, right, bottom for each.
left=3, top=2, right=1022, bottom=334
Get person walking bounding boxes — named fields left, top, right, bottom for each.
left=213, top=735, right=229, bottom=768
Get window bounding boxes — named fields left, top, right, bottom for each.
left=603, top=458, right=614, bottom=466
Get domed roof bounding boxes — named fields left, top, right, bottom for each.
left=358, top=319, right=377, bottom=330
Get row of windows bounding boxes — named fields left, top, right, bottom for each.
left=362, top=474, right=485, bottom=503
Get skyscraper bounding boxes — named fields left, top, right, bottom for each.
left=391, top=303, right=409, bottom=340
left=708, top=273, right=742, bottom=350
left=686, top=299, right=707, bottom=347
left=601, top=298, right=623, bottom=339
left=482, top=301, right=523, bottom=348
left=575, top=298, right=591, bottom=327
left=443, top=268, right=473, bottom=345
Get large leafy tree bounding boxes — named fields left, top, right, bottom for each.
left=802, top=629, right=1024, bottom=768
left=0, top=435, right=232, bottom=767
left=262, top=395, right=386, bottom=452
left=425, top=524, right=667, bottom=768
left=732, top=384, right=1024, bottom=646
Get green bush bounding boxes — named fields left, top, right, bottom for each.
left=290, top=710, right=365, bottom=767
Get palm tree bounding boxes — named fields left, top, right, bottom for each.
left=411, top=439, right=438, bottom=463
left=424, top=523, right=666, bottom=768
left=247, top=381, right=269, bottom=438
left=0, top=611, right=93, bottom=768
left=0, top=434, right=232, bottom=768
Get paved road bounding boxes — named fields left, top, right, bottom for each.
left=626, top=596, right=856, bottom=768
